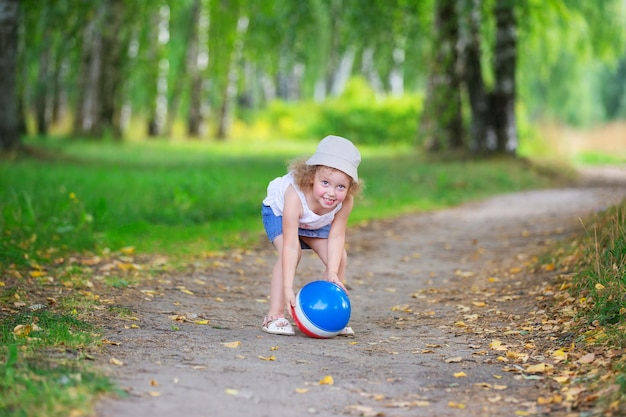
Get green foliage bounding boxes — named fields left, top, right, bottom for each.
left=253, top=77, right=424, bottom=145
left=517, top=0, right=626, bottom=127
left=314, top=78, right=423, bottom=145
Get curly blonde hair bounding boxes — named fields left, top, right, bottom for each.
left=289, top=158, right=363, bottom=197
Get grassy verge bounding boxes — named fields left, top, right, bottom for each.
left=536, top=199, right=626, bottom=414
left=0, top=308, right=120, bottom=416
left=569, top=200, right=626, bottom=412
left=0, top=137, right=572, bottom=417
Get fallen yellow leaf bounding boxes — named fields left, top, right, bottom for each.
left=386, top=400, right=430, bottom=407
left=319, top=375, right=334, bottom=385
left=552, top=375, right=570, bottom=384
left=525, top=363, right=553, bottom=374
left=13, top=324, right=41, bottom=337
left=453, top=372, right=467, bottom=378
left=120, top=246, right=135, bottom=255
left=489, top=340, right=503, bottom=350
left=222, top=341, right=241, bottom=348
left=258, top=355, right=276, bottom=361
left=578, top=352, right=595, bottom=364
left=448, top=402, right=466, bottom=409
left=109, top=357, right=123, bottom=366
left=295, top=388, right=309, bottom=394
left=552, top=349, right=568, bottom=362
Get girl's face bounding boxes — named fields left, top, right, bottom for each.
left=311, top=167, right=351, bottom=210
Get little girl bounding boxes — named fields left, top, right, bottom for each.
left=261, top=135, right=362, bottom=336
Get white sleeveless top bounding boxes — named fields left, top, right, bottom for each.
left=262, top=172, right=342, bottom=230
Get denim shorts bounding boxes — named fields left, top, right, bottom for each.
left=262, top=205, right=331, bottom=249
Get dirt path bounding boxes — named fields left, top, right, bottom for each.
left=94, top=167, right=626, bottom=417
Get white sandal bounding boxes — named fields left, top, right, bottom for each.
left=262, top=315, right=295, bottom=336
left=338, top=326, right=354, bottom=336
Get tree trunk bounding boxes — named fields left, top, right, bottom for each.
left=460, top=0, right=493, bottom=152
left=330, top=48, right=355, bottom=97
left=98, top=0, right=125, bottom=139
left=216, top=15, right=248, bottom=140
left=493, top=0, right=517, bottom=153
left=324, top=0, right=342, bottom=98
left=419, top=0, right=464, bottom=152
left=156, top=5, right=170, bottom=137
left=146, top=10, right=159, bottom=137
left=35, top=45, right=51, bottom=136
left=0, top=0, right=21, bottom=151
left=73, top=5, right=103, bottom=137
left=187, top=0, right=208, bottom=138
left=51, top=52, right=66, bottom=125
left=362, top=47, right=384, bottom=97
left=389, top=38, right=405, bottom=97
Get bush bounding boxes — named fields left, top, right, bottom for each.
left=251, top=76, right=424, bottom=145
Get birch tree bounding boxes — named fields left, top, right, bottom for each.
left=419, top=0, right=464, bottom=152
left=0, top=0, right=21, bottom=151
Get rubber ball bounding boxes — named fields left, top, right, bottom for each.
left=292, top=280, right=351, bottom=338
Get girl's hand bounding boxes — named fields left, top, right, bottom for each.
left=326, top=272, right=349, bottom=295
left=284, top=289, right=296, bottom=318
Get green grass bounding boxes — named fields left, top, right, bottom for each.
left=571, top=201, right=626, bottom=332
left=574, top=150, right=626, bottom=165
left=0, top=309, right=119, bottom=417
left=548, top=199, right=626, bottom=412
left=1, top=137, right=563, bottom=267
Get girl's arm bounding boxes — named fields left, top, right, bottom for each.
left=326, top=195, right=354, bottom=289
left=281, top=186, right=303, bottom=311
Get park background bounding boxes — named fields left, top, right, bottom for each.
left=1, top=1, right=626, bottom=416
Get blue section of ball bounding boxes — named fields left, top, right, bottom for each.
left=298, top=281, right=351, bottom=333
